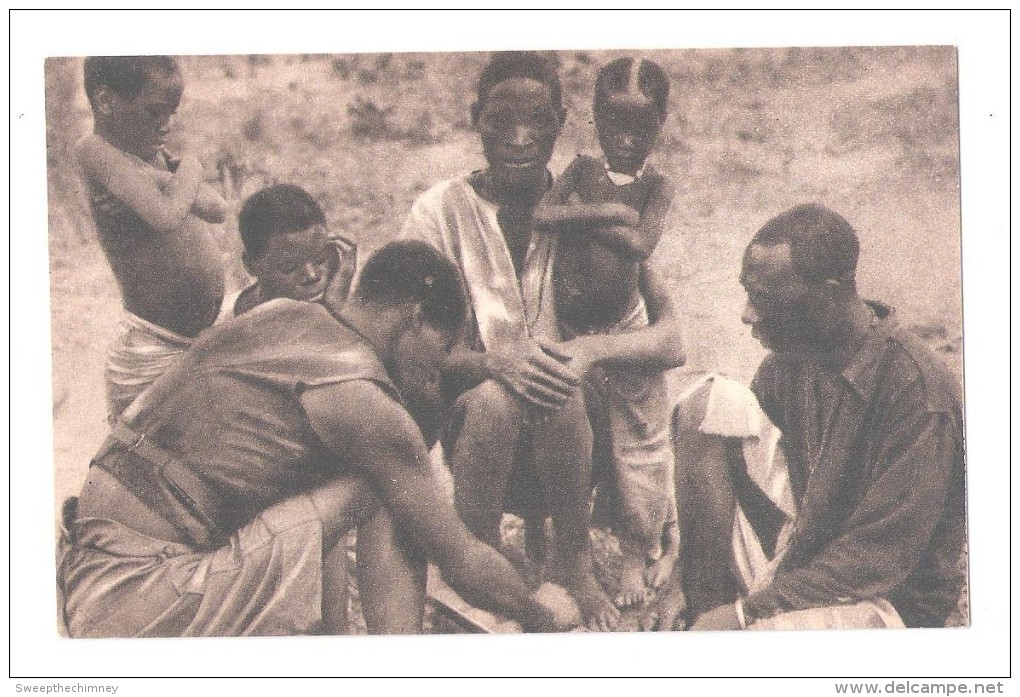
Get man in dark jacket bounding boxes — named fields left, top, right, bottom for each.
left=681, top=204, right=966, bottom=631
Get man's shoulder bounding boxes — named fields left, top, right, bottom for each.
left=409, top=174, right=475, bottom=212
left=200, top=299, right=393, bottom=387
left=880, top=323, right=962, bottom=416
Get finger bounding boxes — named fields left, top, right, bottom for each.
left=537, top=340, right=573, bottom=363
left=526, top=359, right=583, bottom=391
left=522, top=371, right=579, bottom=404
left=529, top=353, right=581, bottom=386
left=514, top=381, right=569, bottom=411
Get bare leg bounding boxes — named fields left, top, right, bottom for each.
left=616, top=536, right=650, bottom=609
left=533, top=392, right=619, bottom=631
left=322, top=542, right=350, bottom=634
left=357, top=508, right=427, bottom=634
left=304, top=474, right=379, bottom=634
left=447, top=381, right=526, bottom=548
left=646, top=521, right=680, bottom=591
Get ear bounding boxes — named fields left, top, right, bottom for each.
left=92, top=85, right=117, bottom=117
left=241, top=251, right=259, bottom=278
left=408, top=301, right=427, bottom=331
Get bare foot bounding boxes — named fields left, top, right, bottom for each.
left=558, top=562, right=620, bottom=631
left=615, top=552, right=650, bottom=609
left=645, top=522, right=680, bottom=590
left=639, top=566, right=687, bottom=632
left=645, top=551, right=678, bottom=591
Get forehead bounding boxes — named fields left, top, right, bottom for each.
left=480, top=77, right=556, bottom=112
left=741, top=243, right=800, bottom=288
left=263, top=225, right=330, bottom=260
left=132, top=69, right=183, bottom=104
left=596, top=90, right=658, bottom=117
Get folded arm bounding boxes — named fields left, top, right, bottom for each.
left=78, top=135, right=204, bottom=233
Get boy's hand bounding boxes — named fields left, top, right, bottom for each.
left=484, top=340, right=580, bottom=412
left=531, top=582, right=582, bottom=632
left=602, top=202, right=641, bottom=228
left=322, top=237, right=358, bottom=313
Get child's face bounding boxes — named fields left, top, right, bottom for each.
left=595, top=93, right=663, bottom=175
left=99, top=69, right=183, bottom=161
left=473, top=78, right=563, bottom=191
left=250, top=225, right=338, bottom=303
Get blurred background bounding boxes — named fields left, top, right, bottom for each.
left=45, top=48, right=964, bottom=614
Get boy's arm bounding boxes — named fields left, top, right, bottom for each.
left=190, top=183, right=228, bottom=224
left=78, top=135, right=203, bottom=233
left=301, top=380, right=567, bottom=631
left=533, top=157, right=639, bottom=230
left=581, top=173, right=674, bottom=260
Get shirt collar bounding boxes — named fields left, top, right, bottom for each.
left=840, top=300, right=896, bottom=402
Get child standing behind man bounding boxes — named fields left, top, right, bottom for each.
left=77, top=56, right=227, bottom=421
left=535, top=57, right=681, bottom=610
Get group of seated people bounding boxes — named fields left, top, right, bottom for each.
left=56, top=51, right=966, bottom=636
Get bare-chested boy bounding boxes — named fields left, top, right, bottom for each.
left=230, top=184, right=357, bottom=318
left=534, top=57, right=680, bottom=609
left=78, top=56, right=227, bottom=421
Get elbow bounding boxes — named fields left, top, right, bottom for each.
left=660, top=335, right=687, bottom=370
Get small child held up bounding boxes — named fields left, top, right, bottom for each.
left=534, top=57, right=681, bottom=610
left=230, top=184, right=357, bottom=318
left=78, top=55, right=228, bottom=421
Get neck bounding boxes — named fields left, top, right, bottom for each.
left=335, top=300, right=400, bottom=362
left=93, top=124, right=155, bottom=165
left=473, top=168, right=548, bottom=207
left=826, top=297, right=874, bottom=365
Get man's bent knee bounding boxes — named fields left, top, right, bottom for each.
left=455, top=380, right=528, bottom=433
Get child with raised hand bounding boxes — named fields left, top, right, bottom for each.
left=78, top=55, right=228, bottom=421
left=230, top=184, right=357, bottom=318
left=535, top=56, right=681, bottom=611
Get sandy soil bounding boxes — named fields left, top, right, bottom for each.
left=45, top=47, right=965, bottom=629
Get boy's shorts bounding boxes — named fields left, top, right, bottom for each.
left=105, top=312, right=193, bottom=424
left=58, top=494, right=326, bottom=637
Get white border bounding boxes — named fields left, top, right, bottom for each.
left=8, top=9, right=1012, bottom=687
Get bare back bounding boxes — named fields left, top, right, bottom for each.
left=81, top=137, right=224, bottom=338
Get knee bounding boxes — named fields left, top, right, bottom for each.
left=455, top=380, right=526, bottom=434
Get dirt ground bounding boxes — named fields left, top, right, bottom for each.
left=45, top=47, right=965, bottom=630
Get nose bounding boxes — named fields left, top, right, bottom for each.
left=509, top=125, right=535, bottom=148
left=300, top=262, right=321, bottom=284
left=741, top=301, right=760, bottom=326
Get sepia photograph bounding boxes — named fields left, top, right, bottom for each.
left=10, top=8, right=1011, bottom=684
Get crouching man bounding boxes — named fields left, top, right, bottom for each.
left=58, top=240, right=577, bottom=636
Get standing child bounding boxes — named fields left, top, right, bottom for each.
left=78, top=56, right=227, bottom=421
left=230, top=184, right=357, bottom=318
left=534, top=57, right=681, bottom=610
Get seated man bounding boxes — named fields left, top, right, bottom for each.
left=57, top=240, right=577, bottom=637
left=402, top=51, right=685, bottom=631
left=673, top=204, right=966, bottom=631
